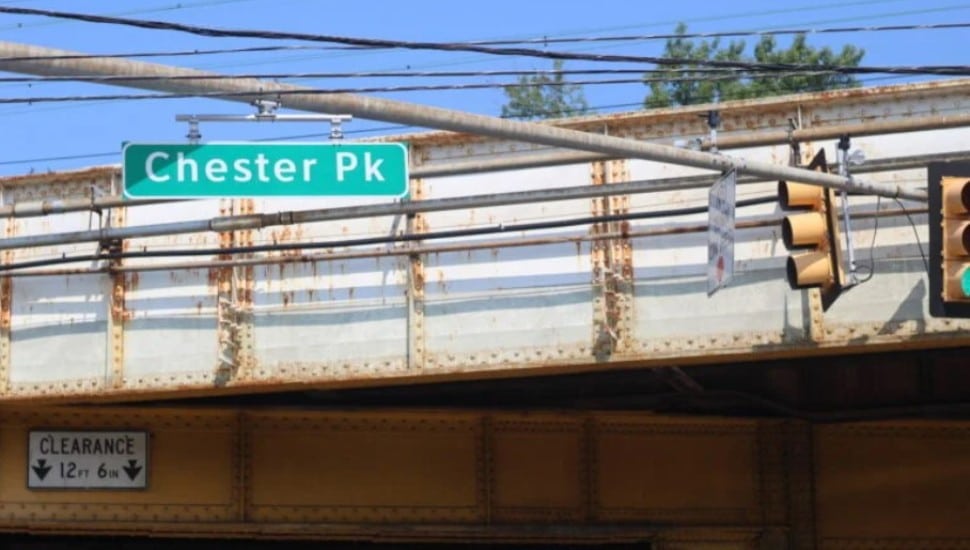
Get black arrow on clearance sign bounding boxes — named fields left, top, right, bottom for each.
left=32, top=459, right=52, bottom=480
left=122, top=459, right=142, bottom=481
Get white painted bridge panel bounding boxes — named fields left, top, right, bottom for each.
left=0, top=80, right=967, bottom=401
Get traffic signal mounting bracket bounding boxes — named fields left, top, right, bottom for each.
left=819, top=185, right=847, bottom=311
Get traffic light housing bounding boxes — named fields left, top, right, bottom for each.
left=928, top=162, right=970, bottom=317
left=778, top=150, right=846, bottom=311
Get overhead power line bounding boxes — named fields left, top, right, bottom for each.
left=466, top=21, right=970, bottom=45
left=1, top=20, right=968, bottom=63
left=1, top=6, right=968, bottom=76
left=0, top=0, right=261, bottom=31
left=0, top=73, right=915, bottom=169
left=0, top=80, right=629, bottom=105
left=14, top=1, right=923, bottom=65
left=0, top=40, right=930, bottom=203
left=0, top=72, right=882, bottom=105
left=0, top=151, right=117, bottom=167
left=0, top=45, right=349, bottom=62
left=0, top=68, right=849, bottom=84
left=0, top=71, right=953, bottom=107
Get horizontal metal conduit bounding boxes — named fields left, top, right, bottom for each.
left=2, top=140, right=967, bottom=222
left=0, top=151, right=960, bottom=251
left=6, top=205, right=923, bottom=277
left=415, top=117, right=970, bottom=178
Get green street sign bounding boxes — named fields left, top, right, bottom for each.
left=122, top=142, right=408, bottom=198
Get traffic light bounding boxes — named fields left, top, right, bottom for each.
left=928, top=162, right=970, bottom=317
left=778, top=149, right=846, bottom=311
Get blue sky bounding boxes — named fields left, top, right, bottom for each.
left=0, top=0, right=967, bottom=175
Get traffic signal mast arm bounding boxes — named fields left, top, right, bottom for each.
left=0, top=40, right=926, bottom=203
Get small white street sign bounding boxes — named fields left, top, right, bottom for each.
left=28, top=430, right=149, bottom=489
left=708, top=170, right=737, bottom=296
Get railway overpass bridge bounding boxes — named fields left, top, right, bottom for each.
left=0, top=79, right=967, bottom=548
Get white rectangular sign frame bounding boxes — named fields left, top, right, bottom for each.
left=27, top=430, right=149, bottom=490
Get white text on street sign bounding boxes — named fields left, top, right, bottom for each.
left=28, top=430, right=149, bottom=489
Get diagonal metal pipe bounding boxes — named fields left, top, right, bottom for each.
left=0, top=40, right=925, bottom=201
left=415, top=148, right=970, bottom=180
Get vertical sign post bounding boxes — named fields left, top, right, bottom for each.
left=708, top=170, right=737, bottom=296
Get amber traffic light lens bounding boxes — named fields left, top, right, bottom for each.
left=786, top=251, right=833, bottom=289
left=778, top=181, right=822, bottom=210
left=782, top=212, right=827, bottom=249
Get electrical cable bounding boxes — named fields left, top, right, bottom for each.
left=0, top=68, right=847, bottom=83
left=0, top=75, right=661, bottom=96
left=855, top=195, right=881, bottom=284
left=0, top=4, right=939, bottom=120
left=0, top=0, right=261, bottom=32
left=0, top=7, right=948, bottom=167
left=0, top=100, right=645, bottom=167
left=0, top=71, right=897, bottom=119
left=0, top=79, right=639, bottom=105
left=0, top=79, right=638, bottom=105
left=0, top=1, right=950, bottom=116
left=0, top=196, right=777, bottom=273
left=0, top=74, right=926, bottom=169
left=0, top=151, right=118, bottom=167
left=0, top=45, right=354, bottom=63
left=0, top=72, right=955, bottom=106
left=58, top=1, right=914, bottom=72
left=1, top=20, right=968, bottom=63
left=188, top=2, right=951, bottom=76
left=463, top=21, right=970, bottom=46
left=893, top=197, right=930, bottom=273
left=0, top=6, right=968, bottom=76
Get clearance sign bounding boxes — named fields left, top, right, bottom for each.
left=28, top=431, right=149, bottom=489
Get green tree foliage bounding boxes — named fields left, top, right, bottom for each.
left=644, top=23, right=865, bottom=108
left=644, top=24, right=747, bottom=109
left=501, top=60, right=589, bottom=120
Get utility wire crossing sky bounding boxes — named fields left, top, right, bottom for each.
left=0, top=0, right=966, bottom=174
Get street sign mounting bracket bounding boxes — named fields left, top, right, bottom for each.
left=176, top=99, right=353, bottom=143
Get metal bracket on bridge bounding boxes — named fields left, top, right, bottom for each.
left=176, top=100, right=353, bottom=143
left=97, top=238, right=124, bottom=264
left=787, top=118, right=801, bottom=166
left=704, top=109, right=721, bottom=154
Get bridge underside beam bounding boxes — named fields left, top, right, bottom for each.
left=0, top=406, right=968, bottom=548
